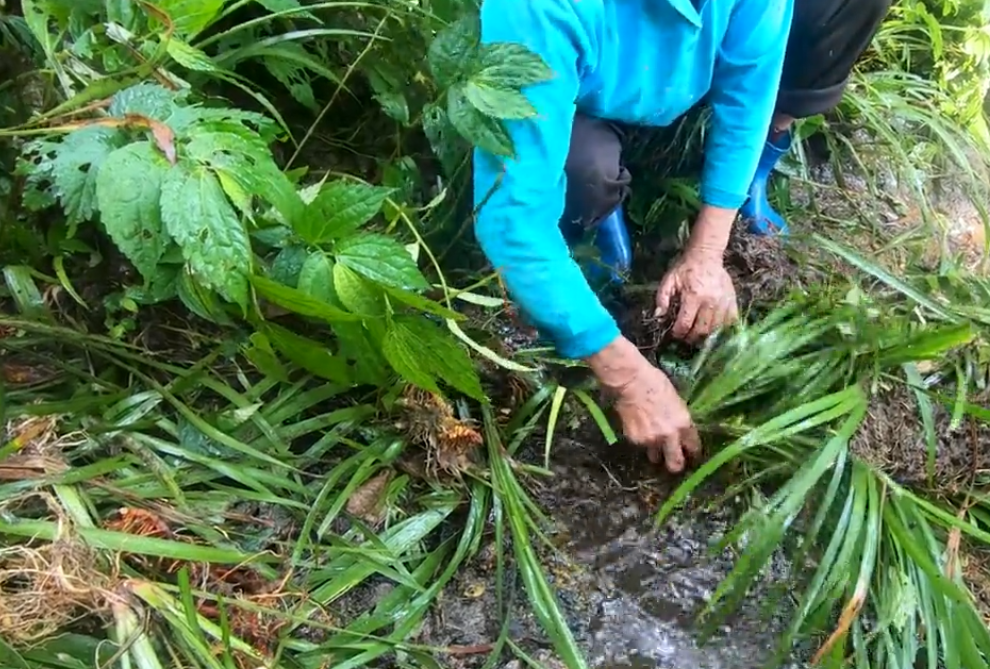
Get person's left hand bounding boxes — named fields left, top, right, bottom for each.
left=655, top=248, right=738, bottom=343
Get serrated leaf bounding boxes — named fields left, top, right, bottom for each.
left=333, top=263, right=385, bottom=316
left=427, top=13, right=479, bottom=87
left=184, top=122, right=303, bottom=225
left=463, top=81, right=536, bottom=120
left=297, top=252, right=337, bottom=304
left=383, top=316, right=484, bottom=399
left=448, top=86, right=513, bottom=157
left=295, top=180, right=392, bottom=244
left=268, top=244, right=309, bottom=287
left=110, top=83, right=182, bottom=120
left=475, top=42, right=554, bottom=88
left=166, top=39, right=217, bottom=72
left=155, top=0, right=224, bottom=39
left=335, top=233, right=429, bottom=290
left=24, top=126, right=126, bottom=225
left=250, top=275, right=360, bottom=322
left=263, top=50, right=318, bottom=111
left=335, top=321, right=388, bottom=385
left=422, top=102, right=467, bottom=179
left=265, top=323, right=352, bottom=384
left=95, top=141, right=169, bottom=281
left=177, top=268, right=234, bottom=324
left=160, top=163, right=251, bottom=308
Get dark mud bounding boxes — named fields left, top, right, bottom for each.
left=412, top=435, right=811, bottom=669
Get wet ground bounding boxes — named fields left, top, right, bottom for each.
left=416, top=435, right=811, bottom=669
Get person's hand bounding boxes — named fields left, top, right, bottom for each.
left=586, top=337, right=701, bottom=472
left=655, top=247, right=739, bottom=343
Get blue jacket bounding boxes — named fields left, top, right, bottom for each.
left=473, top=0, right=793, bottom=359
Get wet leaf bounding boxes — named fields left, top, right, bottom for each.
left=448, top=86, right=513, bottom=157
left=109, top=83, right=179, bottom=121
left=95, top=141, right=169, bottom=282
left=161, top=163, right=251, bottom=308
left=475, top=42, right=554, bottom=88
left=297, top=252, right=337, bottom=304
left=427, top=14, right=479, bottom=87
left=296, top=180, right=393, bottom=244
left=463, top=81, right=536, bottom=120
left=333, top=263, right=385, bottom=316
left=335, top=233, right=429, bottom=291
left=383, top=316, right=484, bottom=400
left=166, top=39, right=218, bottom=72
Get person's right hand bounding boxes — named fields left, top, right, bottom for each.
left=586, top=336, right=701, bottom=473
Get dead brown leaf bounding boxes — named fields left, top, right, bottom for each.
left=345, top=470, right=393, bottom=524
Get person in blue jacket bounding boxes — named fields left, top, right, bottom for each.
left=472, top=0, right=892, bottom=471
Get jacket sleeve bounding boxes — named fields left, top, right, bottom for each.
left=473, top=0, right=620, bottom=359
left=701, top=0, right=794, bottom=210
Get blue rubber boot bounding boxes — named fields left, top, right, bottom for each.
left=740, top=130, right=792, bottom=236
left=587, top=206, right=633, bottom=287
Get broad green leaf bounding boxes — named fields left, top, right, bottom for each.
left=384, top=285, right=462, bottom=319
left=176, top=268, right=234, bottom=324
left=268, top=244, right=309, bottom=287
left=265, top=323, right=352, bottom=384
left=110, top=82, right=180, bottom=120
left=448, top=86, right=513, bottom=157
left=475, top=42, right=554, bottom=88
left=333, top=263, right=385, bottom=316
left=161, top=163, right=251, bottom=308
left=95, top=141, right=169, bottom=282
left=427, top=14, right=479, bottom=87
left=383, top=316, right=484, bottom=400
left=297, top=252, right=337, bottom=304
left=250, top=275, right=360, bottom=322
left=23, top=127, right=126, bottom=225
left=335, top=233, right=430, bottom=290
left=296, top=180, right=393, bottom=244
left=105, top=0, right=137, bottom=29
left=155, top=0, right=224, bottom=39
left=184, top=121, right=303, bottom=225
left=464, top=80, right=536, bottom=119
left=335, top=321, right=389, bottom=386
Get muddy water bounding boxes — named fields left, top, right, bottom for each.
left=427, top=434, right=811, bottom=669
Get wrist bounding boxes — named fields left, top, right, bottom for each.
left=686, top=205, right=735, bottom=259
left=584, top=335, right=643, bottom=391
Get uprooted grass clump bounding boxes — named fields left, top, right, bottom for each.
left=0, top=533, right=114, bottom=646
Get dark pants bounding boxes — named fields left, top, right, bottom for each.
left=564, top=0, right=893, bottom=229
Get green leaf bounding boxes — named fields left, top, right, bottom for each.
left=184, top=121, right=303, bottom=225
left=250, top=275, right=360, bottom=322
left=265, top=323, right=352, bottom=384
left=160, top=163, right=251, bottom=308
left=110, top=83, right=180, bottom=120
left=296, top=180, right=393, bottom=244
left=335, top=233, right=429, bottom=290
left=243, top=332, right=290, bottom=382
left=463, top=81, right=536, bottom=119
left=382, top=316, right=484, bottom=400
left=335, top=321, right=389, bottom=385
left=422, top=102, right=467, bottom=179
left=23, top=127, right=126, bottom=225
left=95, top=141, right=169, bottom=282
left=251, top=0, right=317, bottom=21
left=448, top=86, right=513, bottom=157
left=382, top=285, right=461, bottom=319
left=268, top=244, right=309, bottom=287
left=475, top=42, right=554, bottom=88
left=166, top=39, right=218, bottom=72
left=154, top=0, right=224, bottom=39
left=297, top=252, right=337, bottom=304
left=427, top=13, right=479, bottom=87
left=333, top=263, right=385, bottom=316
left=176, top=269, right=234, bottom=325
